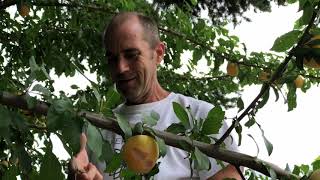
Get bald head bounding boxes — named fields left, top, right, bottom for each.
left=103, top=12, right=160, bottom=50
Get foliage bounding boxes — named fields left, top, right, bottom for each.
left=0, top=0, right=320, bottom=179
left=153, top=0, right=286, bottom=25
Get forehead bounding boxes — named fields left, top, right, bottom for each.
left=106, top=18, right=148, bottom=53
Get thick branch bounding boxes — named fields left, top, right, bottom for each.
left=0, top=91, right=298, bottom=179
left=215, top=2, right=320, bottom=145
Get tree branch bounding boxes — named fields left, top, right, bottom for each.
left=0, top=91, right=299, bottom=179
left=215, top=2, right=320, bottom=145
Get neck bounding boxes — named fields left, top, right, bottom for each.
left=125, top=82, right=170, bottom=106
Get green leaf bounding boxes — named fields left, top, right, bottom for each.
left=287, top=84, right=297, bottom=111
left=29, top=56, right=39, bottom=72
left=166, top=123, right=186, bottom=134
left=92, top=86, right=101, bottom=103
left=61, top=117, right=83, bottom=154
left=244, top=117, right=256, bottom=128
left=25, top=95, right=37, bottom=109
left=192, top=48, right=202, bottom=65
left=46, top=106, right=62, bottom=131
left=115, top=114, right=132, bottom=139
left=87, top=122, right=103, bottom=158
left=32, top=84, right=51, bottom=97
left=172, top=102, right=190, bottom=129
left=100, top=141, right=114, bottom=163
left=39, top=147, right=64, bottom=180
left=271, top=85, right=279, bottom=102
left=16, top=144, right=32, bottom=174
left=271, top=30, right=301, bottom=52
left=312, top=160, right=320, bottom=170
left=190, top=0, right=198, bottom=5
left=120, top=169, right=138, bottom=179
left=155, top=136, right=167, bottom=157
left=247, top=134, right=259, bottom=157
left=257, top=124, right=273, bottom=156
left=2, top=165, right=18, bottom=180
left=105, top=153, right=122, bottom=173
left=298, top=0, right=308, bottom=10
left=256, top=88, right=270, bottom=110
left=133, top=122, right=144, bottom=134
left=40, top=65, right=51, bottom=80
left=53, top=99, right=73, bottom=113
left=292, top=165, right=300, bottom=175
left=264, top=163, right=277, bottom=179
left=0, top=106, right=11, bottom=138
left=237, top=98, right=244, bottom=112
left=193, top=147, right=210, bottom=171
left=0, top=105, right=11, bottom=129
left=71, top=84, right=79, bottom=89
left=142, top=111, right=159, bottom=127
left=300, top=164, right=309, bottom=175
left=102, top=87, right=122, bottom=117
left=12, top=112, right=28, bottom=134
left=300, top=2, right=313, bottom=26
left=262, top=134, right=273, bottom=156
left=105, top=87, right=122, bottom=107
left=201, top=106, right=225, bottom=135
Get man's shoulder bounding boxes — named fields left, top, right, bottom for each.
left=171, top=93, right=214, bottom=116
left=173, top=93, right=213, bottom=108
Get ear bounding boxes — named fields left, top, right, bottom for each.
left=155, top=42, right=165, bottom=65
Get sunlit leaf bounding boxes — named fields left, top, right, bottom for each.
left=172, top=102, right=190, bottom=129
left=155, top=136, right=167, bottom=157
left=143, top=111, right=159, bottom=127
left=201, top=106, right=224, bottom=135
left=193, top=147, right=210, bottom=171
left=271, top=30, right=301, bottom=52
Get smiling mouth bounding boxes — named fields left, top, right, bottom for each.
left=117, top=77, right=136, bottom=85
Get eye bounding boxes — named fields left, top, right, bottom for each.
left=123, top=50, right=140, bottom=60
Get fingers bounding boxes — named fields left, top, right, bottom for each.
left=77, top=163, right=103, bottom=180
left=80, top=133, right=87, bottom=151
left=70, top=157, right=86, bottom=173
left=70, top=133, right=89, bottom=174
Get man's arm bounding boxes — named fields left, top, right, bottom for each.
left=208, top=164, right=242, bottom=180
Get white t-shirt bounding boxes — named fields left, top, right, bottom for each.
left=93, top=92, right=238, bottom=179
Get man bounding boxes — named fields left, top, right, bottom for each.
left=71, top=12, right=241, bottom=180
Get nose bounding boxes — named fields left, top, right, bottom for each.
left=116, top=55, right=130, bottom=74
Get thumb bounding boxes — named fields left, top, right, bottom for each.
left=80, top=133, right=87, bottom=151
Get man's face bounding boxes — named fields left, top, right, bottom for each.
left=105, top=18, right=161, bottom=103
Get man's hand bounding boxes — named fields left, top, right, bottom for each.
left=69, top=133, right=103, bottom=180
left=208, top=164, right=242, bottom=180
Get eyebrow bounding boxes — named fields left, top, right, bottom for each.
left=106, top=48, right=140, bottom=57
